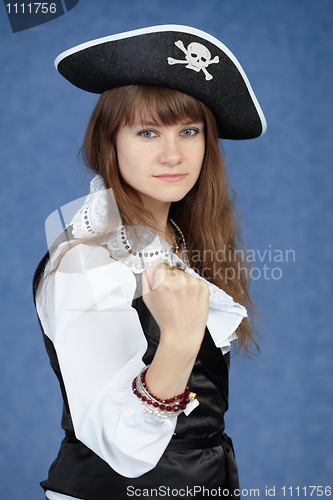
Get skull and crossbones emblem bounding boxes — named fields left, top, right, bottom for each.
left=167, top=40, right=219, bottom=81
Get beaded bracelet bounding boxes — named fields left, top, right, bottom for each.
left=140, top=366, right=192, bottom=404
left=132, top=366, right=197, bottom=420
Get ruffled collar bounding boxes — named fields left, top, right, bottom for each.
left=70, top=175, right=186, bottom=273
left=106, top=225, right=180, bottom=273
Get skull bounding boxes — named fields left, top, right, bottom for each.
left=186, top=42, right=211, bottom=69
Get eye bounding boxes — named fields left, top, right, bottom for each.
left=182, top=128, right=199, bottom=137
left=139, top=129, right=157, bottom=138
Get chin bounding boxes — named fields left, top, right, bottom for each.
left=160, top=193, right=188, bottom=203
left=162, top=187, right=194, bottom=203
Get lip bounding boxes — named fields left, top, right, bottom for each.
left=153, top=174, right=187, bottom=182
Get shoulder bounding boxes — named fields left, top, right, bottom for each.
left=57, top=244, right=138, bottom=300
left=58, top=243, right=112, bottom=273
left=57, top=244, right=138, bottom=308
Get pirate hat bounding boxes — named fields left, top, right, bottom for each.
left=55, top=25, right=267, bottom=140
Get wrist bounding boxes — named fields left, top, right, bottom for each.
left=159, top=328, right=203, bottom=361
left=145, top=350, right=195, bottom=401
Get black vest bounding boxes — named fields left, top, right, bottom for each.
left=33, top=244, right=239, bottom=500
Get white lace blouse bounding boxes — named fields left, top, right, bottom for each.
left=38, top=177, right=247, bottom=500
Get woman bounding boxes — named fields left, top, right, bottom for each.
left=33, top=25, right=266, bottom=500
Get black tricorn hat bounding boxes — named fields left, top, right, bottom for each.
left=55, top=25, right=267, bottom=140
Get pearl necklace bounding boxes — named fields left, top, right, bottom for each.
left=169, top=218, right=189, bottom=266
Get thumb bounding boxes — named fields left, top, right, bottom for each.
left=142, top=258, right=167, bottom=296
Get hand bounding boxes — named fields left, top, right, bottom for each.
left=141, top=259, right=209, bottom=400
left=142, top=259, right=209, bottom=358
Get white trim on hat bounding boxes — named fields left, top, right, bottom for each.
left=54, top=25, right=267, bottom=137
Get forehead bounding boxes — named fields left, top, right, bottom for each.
left=123, top=104, right=205, bottom=128
left=116, top=86, right=207, bottom=128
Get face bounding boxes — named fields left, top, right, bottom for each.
left=116, top=118, right=205, bottom=212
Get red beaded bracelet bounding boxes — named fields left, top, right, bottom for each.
left=140, top=366, right=191, bottom=404
left=132, top=366, right=197, bottom=415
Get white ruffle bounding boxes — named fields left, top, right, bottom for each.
left=70, top=175, right=108, bottom=238
left=70, top=175, right=122, bottom=239
left=184, top=266, right=246, bottom=353
left=106, top=225, right=173, bottom=272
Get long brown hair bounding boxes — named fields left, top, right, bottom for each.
left=80, top=85, right=258, bottom=353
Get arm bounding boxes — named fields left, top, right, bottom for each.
left=36, top=244, right=178, bottom=478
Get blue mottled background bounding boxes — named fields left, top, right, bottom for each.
left=0, top=0, right=332, bottom=498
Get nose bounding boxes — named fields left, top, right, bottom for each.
left=158, top=136, right=182, bottom=166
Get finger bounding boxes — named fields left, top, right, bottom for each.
left=173, top=261, right=187, bottom=271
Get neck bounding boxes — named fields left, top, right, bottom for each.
left=156, top=217, right=171, bottom=241
left=140, top=196, right=172, bottom=241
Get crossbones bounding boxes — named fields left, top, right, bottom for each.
left=167, top=40, right=219, bottom=81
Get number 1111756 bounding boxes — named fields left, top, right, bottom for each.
left=281, top=486, right=331, bottom=496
